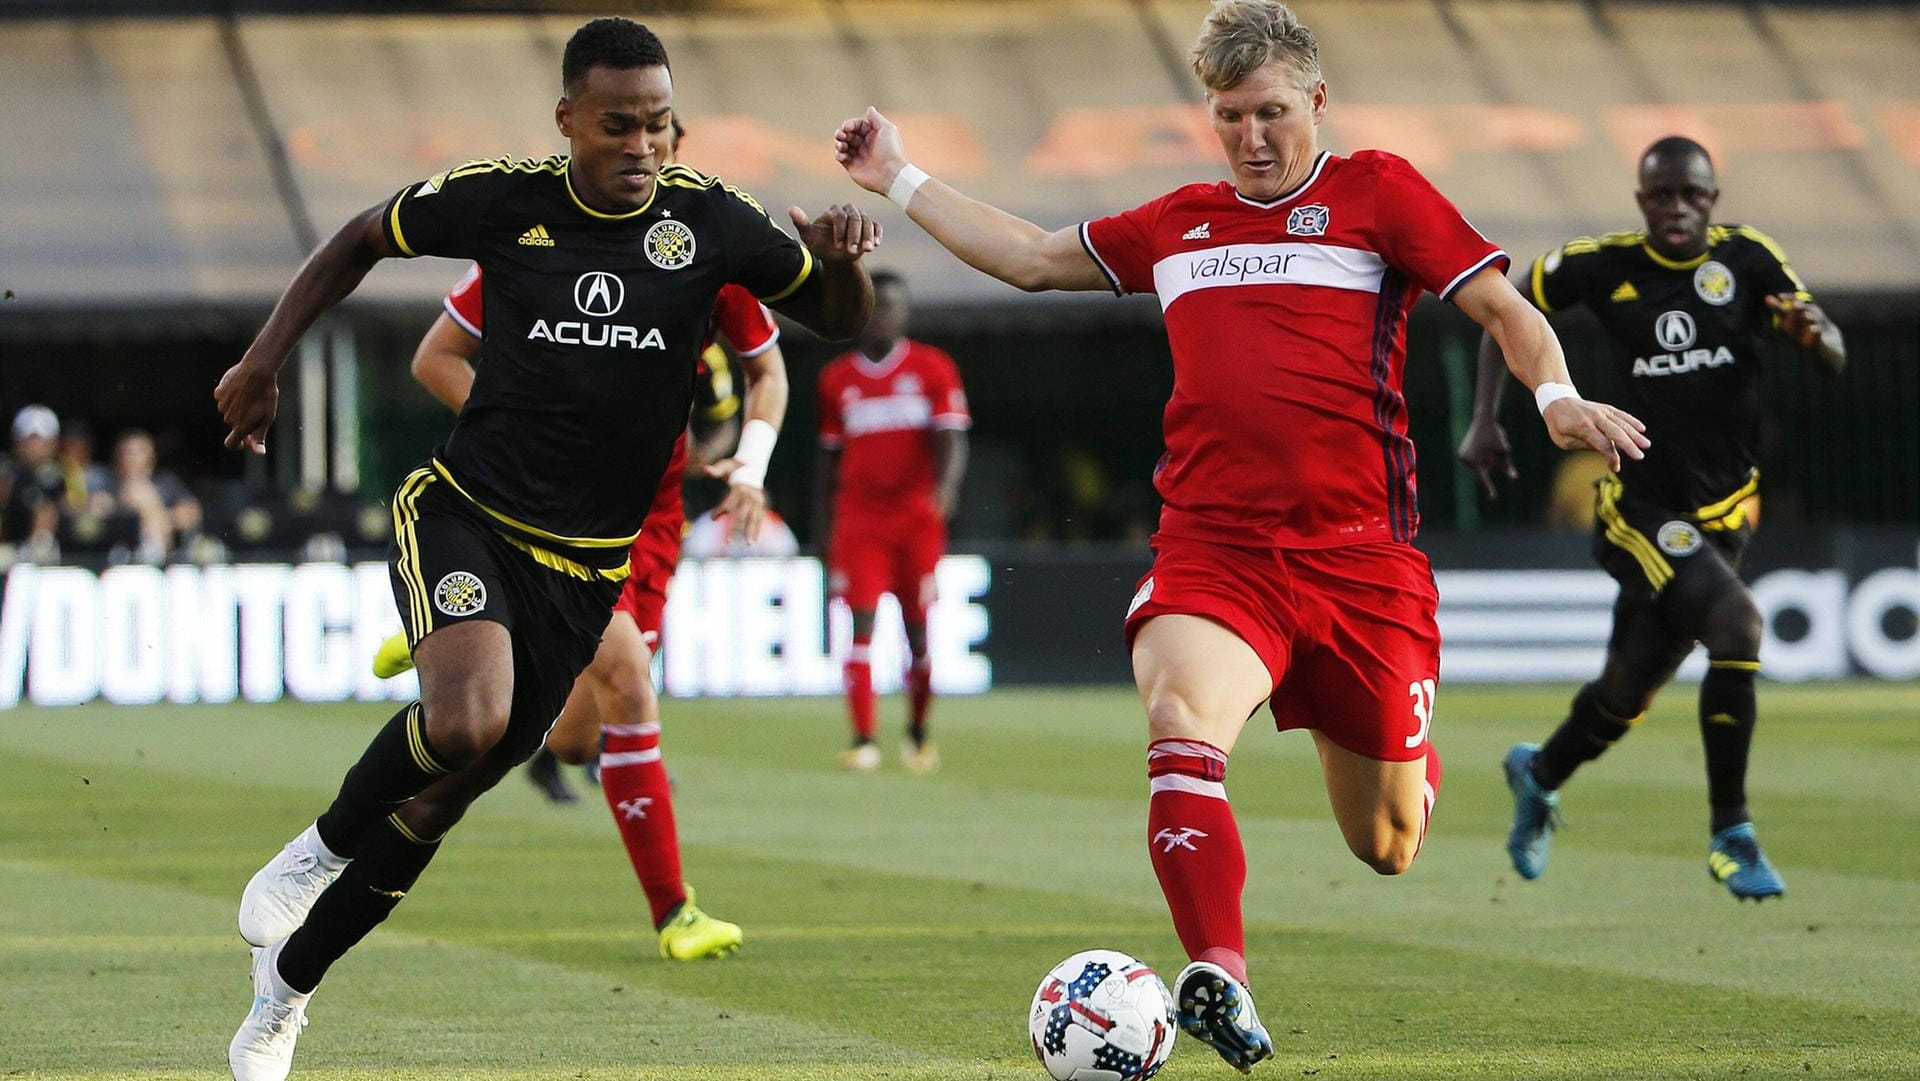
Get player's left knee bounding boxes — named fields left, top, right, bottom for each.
left=1351, top=822, right=1422, bottom=876
left=546, top=726, right=600, bottom=765
left=1700, top=592, right=1764, bottom=660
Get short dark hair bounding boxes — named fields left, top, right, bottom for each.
left=1641, top=135, right=1712, bottom=172
left=870, top=269, right=907, bottom=293
left=562, top=18, right=669, bottom=93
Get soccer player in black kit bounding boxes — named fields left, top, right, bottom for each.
left=1458, top=136, right=1844, bottom=903
left=215, top=20, right=877, bottom=1080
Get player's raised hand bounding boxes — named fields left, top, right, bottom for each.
left=834, top=106, right=908, bottom=196
left=702, top=463, right=768, bottom=543
left=1543, top=398, right=1650, bottom=472
left=1765, top=293, right=1826, bottom=350
left=789, top=203, right=881, bottom=263
left=214, top=358, right=278, bottom=454
left=1456, top=418, right=1518, bottom=499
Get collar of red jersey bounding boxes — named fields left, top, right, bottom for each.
left=1232, top=151, right=1332, bottom=211
left=854, top=339, right=910, bottom=376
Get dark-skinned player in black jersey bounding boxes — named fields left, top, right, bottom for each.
left=215, top=19, right=877, bottom=1080
left=1458, top=135, right=1844, bottom=903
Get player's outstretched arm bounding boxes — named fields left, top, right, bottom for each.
left=777, top=205, right=879, bottom=341
left=1766, top=293, right=1846, bottom=376
left=1452, top=268, right=1649, bottom=472
left=705, top=342, right=791, bottom=543
left=215, top=205, right=395, bottom=451
left=834, top=107, right=1109, bottom=294
left=1456, top=328, right=1519, bottom=500
left=410, top=313, right=480, bottom=413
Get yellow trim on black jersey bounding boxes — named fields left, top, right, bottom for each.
left=1596, top=474, right=1674, bottom=591
left=761, top=248, right=816, bottom=303
left=388, top=193, right=418, bottom=257
left=1641, top=241, right=1710, bottom=271
left=387, top=810, right=442, bottom=846
left=429, top=459, right=639, bottom=549
left=563, top=160, right=657, bottom=220
left=1734, top=225, right=1812, bottom=299
left=1530, top=254, right=1552, bottom=312
left=1694, top=470, right=1760, bottom=524
left=498, top=532, right=631, bottom=583
left=391, top=467, right=437, bottom=639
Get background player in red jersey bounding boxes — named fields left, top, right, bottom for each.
left=386, top=255, right=783, bottom=959
left=813, top=270, right=969, bottom=774
left=835, top=0, right=1646, bottom=1069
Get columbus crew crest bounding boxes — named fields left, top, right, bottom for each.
left=1693, top=260, right=1735, bottom=306
left=645, top=219, right=696, bottom=270
left=1656, top=521, right=1703, bottom=556
left=434, top=571, right=488, bottom=616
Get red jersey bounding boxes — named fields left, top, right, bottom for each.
left=1082, top=150, right=1505, bottom=547
left=817, top=340, right=970, bottom=520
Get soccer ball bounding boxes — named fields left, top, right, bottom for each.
left=1027, top=949, right=1176, bottom=1081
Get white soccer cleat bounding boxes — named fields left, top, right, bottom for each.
left=229, top=945, right=310, bottom=1081
left=239, top=823, right=348, bottom=947
left=837, top=742, right=882, bottom=772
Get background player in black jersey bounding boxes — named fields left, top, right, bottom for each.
left=1458, top=135, right=1844, bottom=903
left=214, top=18, right=876, bottom=1081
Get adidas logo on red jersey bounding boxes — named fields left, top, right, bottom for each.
left=1181, top=221, right=1211, bottom=241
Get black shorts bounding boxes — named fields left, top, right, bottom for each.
left=1593, top=477, right=1751, bottom=680
left=388, top=465, right=621, bottom=764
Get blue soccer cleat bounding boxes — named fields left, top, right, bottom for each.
left=1502, top=743, right=1561, bottom=880
left=1709, top=823, right=1785, bottom=901
left=1174, top=961, right=1274, bottom=1074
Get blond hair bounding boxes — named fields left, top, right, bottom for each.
left=1190, top=0, right=1321, bottom=94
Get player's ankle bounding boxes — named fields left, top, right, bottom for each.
left=1196, top=947, right=1249, bottom=986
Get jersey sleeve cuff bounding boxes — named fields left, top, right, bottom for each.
left=932, top=414, right=972, bottom=431
left=759, top=249, right=816, bottom=304
left=442, top=297, right=481, bottom=339
left=1079, top=222, right=1125, bottom=297
left=818, top=434, right=844, bottom=449
left=383, top=190, right=418, bottom=258
left=1440, top=250, right=1510, bottom=304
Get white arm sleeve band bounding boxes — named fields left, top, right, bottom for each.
left=728, top=418, right=779, bottom=489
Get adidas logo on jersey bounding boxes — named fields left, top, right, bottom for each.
left=1610, top=281, right=1638, bottom=302
left=1182, top=221, right=1211, bottom=241
left=518, top=224, right=555, bottom=247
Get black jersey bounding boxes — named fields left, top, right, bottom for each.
left=1528, top=225, right=1810, bottom=523
left=381, top=157, right=813, bottom=574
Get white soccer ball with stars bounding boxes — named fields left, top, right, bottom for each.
left=1028, top=949, right=1176, bottom=1081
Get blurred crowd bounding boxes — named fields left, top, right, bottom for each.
left=0, top=404, right=206, bottom=567
left=0, top=404, right=398, bottom=571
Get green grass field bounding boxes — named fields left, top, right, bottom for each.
left=3, top=682, right=1917, bottom=1080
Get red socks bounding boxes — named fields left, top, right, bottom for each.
left=598, top=721, right=684, bottom=926
left=1146, top=738, right=1247, bottom=984
left=906, top=654, right=932, bottom=737
left=844, top=641, right=876, bottom=743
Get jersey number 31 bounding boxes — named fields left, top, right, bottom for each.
left=1405, top=678, right=1436, bottom=750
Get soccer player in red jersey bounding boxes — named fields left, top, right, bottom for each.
left=390, top=259, right=782, bottom=959
left=813, top=271, right=969, bottom=773
left=835, top=1, right=1646, bottom=1069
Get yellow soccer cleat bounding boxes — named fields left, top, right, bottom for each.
left=372, top=631, right=415, bottom=679
left=657, top=888, right=743, bottom=960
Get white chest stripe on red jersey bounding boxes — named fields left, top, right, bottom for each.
left=1152, top=241, right=1388, bottom=311
left=842, top=394, right=933, bottom=437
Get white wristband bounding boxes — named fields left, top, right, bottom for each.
left=728, top=418, right=779, bottom=489
left=1534, top=381, right=1581, bottom=415
left=887, top=163, right=929, bottom=210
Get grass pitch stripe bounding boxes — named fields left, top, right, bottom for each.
left=404, top=702, right=449, bottom=777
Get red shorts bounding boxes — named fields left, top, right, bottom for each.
left=1123, top=537, right=1440, bottom=762
left=829, top=512, right=946, bottom=617
left=611, top=436, right=689, bottom=645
